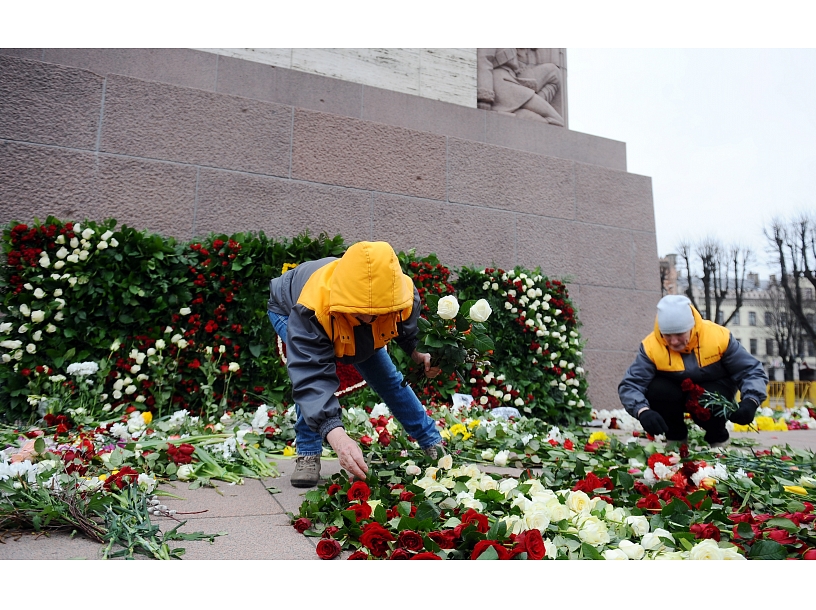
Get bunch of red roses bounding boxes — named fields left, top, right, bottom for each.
left=681, top=378, right=712, bottom=421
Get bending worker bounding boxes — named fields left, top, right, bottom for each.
left=618, top=295, right=768, bottom=446
left=267, top=241, right=444, bottom=487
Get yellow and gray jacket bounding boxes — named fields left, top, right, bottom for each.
left=618, top=304, right=768, bottom=418
left=267, top=242, right=421, bottom=439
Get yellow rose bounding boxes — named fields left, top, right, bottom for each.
left=141, top=411, right=153, bottom=425
left=440, top=429, right=451, bottom=440
left=468, top=419, right=481, bottom=429
left=783, top=485, right=808, bottom=496
left=282, top=446, right=296, bottom=456
left=588, top=431, right=609, bottom=445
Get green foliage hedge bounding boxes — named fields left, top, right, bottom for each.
left=0, top=217, right=590, bottom=425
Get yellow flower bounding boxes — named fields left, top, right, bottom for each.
left=440, top=428, right=451, bottom=440
left=142, top=411, right=153, bottom=425
left=783, top=486, right=808, bottom=496
left=461, top=431, right=472, bottom=441
left=281, top=262, right=299, bottom=274
left=588, top=431, right=609, bottom=445
left=283, top=446, right=296, bottom=456
left=773, top=419, right=788, bottom=431
left=449, top=423, right=468, bottom=437
left=111, top=469, right=120, bottom=476
left=732, top=423, right=753, bottom=432
left=755, top=416, right=775, bottom=431
left=98, top=473, right=108, bottom=481
left=468, top=419, right=481, bottom=430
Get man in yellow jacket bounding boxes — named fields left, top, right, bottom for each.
left=267, top=241, right=444, bottom=487
left=618, top=295, right=768, bottom=446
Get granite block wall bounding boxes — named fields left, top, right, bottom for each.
left=0, top=50, right=660, bottom=410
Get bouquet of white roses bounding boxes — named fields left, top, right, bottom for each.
left=403, top=294, right=494, bottom=390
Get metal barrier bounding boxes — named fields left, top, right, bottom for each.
left=764, top=381, right=815, bottom=408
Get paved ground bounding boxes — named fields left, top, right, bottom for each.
left=2, top=430, right=815, bottom=560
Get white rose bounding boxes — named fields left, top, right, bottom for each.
left=81, top=228, right=94, bottom=240
left=20, top=304, right=31, bottom=317
left=146, top=348, right=156, bottom=356
left=39, top=255, right=51, bottom=268
left=55, top=298, right=65, bottom=310
left=641, top=528, right=673, bottom=551
left=0, top=340, right=23, bottom=349
left=26, top=343, right=37, bottom=354
left=481, top=448, right=495, bottom=460
left=97, top=241, right=108, bottom=250
left=54, top=311, right=64, bottom=321
left=125, top=385, right=137, bottom=395
left=618, top=539, right=645, bottom=560
left=66, top=254, right=79, bottom=263
left=110, top=238, right=119, bottom=247
left=177, top=339, right=188, bottom=349
left=524, top=508, right=551, bottom=532
left=56, top=247, right=68, bottom=259
left=155, top=339, right=166, bottom=350
left=33, top=288, right=46, bottom=299
left=228, top=362, right=240, bottom=373
left=721, top=546, right=746, bottom=560
left=180, top=307, right=192, bottom=316
left=498, top=478, right=518, bottom=495
left=32, top=330, right=42, bottom=341
left=30, top=310, right=45, bottom=323
left=171, top=334, right=182, bottom=344
left=493, top=449, right=510, bottom=467
left=578, top=516, right=610, bottom=545
left=101, top=230, right=114, bottom=241
left=405, top=464, right=422, bottom=476
left=0, top=322, right=11, bottom=334
left=53, top=261, right=65, bottom=269
left=566, top=490, right=592, bottom=514
left=70, top=237, right=79, bottom=248
left=176, top=464, right=195, bottom=481
left=688, top=539, right=724, bottom=560
left=437, top=454, right=453, bottom=470
left=130, top=365, right=141, bottom=374
left=78, top=250, right=89, bottom=260
left=468, top=298, right=492, bottom=322
left=603, top=549, right=629, bottom=560
left=437, top=295, right=460, bottom=320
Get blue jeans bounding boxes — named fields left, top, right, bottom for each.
left=267, top=311, right=441, bottom=456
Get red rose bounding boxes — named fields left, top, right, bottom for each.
left=397, top=530, right=424, bottom=552
left=293, top=518, right=312, bottom=533
left=350, top=502, right=372, bottom=522
left=636, top=494, right=662, bottom=511
left=573, top=472, right=613, bottom=494
left=360, top=435, right=373, bottom=446
left=322, top=526, right=340, bottom=539
left=389, top=548, right=412, bottom=560
left=460, top=508, right=489, bottom=533
left=410, top=552, right=442, bottom=560
left=326, top=484, right=342, bottom=496
left=470, top=540, right=512, bottom=560
left=690, top=522, right=721, bottom=541
left=803, top=548, right=816, bottom=560
left=583, top=441, right=602, bottom=453
left=563, top=439, right=574, bottom=450
left=399, top=490, right=415, bottom=502
left=359, top=522, right=395, bottom=558
left=634, top=481, right=651, bottom=496
left=347, top=550, right=369, bottom=560
left=378, top=430, right=391, bottom=447
left=347, top=481, right=371, bottom=502
left=515, top=529, right=546, bottom=560
left=428, top=529, right=459, bottom=549
left=316, top=538, right=341, bottom=560
left=765, top=528, right=799, bottom=545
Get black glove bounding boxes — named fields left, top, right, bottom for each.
left=638, top=409, right=669, bottom=436
left=729, top=398, right=759, bottom=425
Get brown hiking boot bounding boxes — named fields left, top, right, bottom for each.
left=421, top=443, right=448, bottom=461
left=290, top=455, right=321, bottom=488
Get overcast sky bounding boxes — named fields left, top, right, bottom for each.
left=567, top=48, right=816, bottom=276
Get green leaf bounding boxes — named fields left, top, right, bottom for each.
left=736, top=522, right=755, bottom=540
left=476, top=545, right=500, bottom=560
left=473, top=335, right=494, bottom=353
left=617, top=471, right=634, bottom=490
left=249, top=344, right=263, bottom=358
left=373, top=503, right=387, bottom=524
left=33, top=437, right=45, bottom=454
left=580, top=543, right=603, bottom=560
left=414, top=501, right=441, bottom=523
left=118, top=314, right=134, bottom=324
left=765, top=517, right=798, bottom=532
left=748, top=540, right=787, bottom=560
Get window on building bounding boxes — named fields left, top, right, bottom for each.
left=809, top=342, right=815, bottom=357
left=766, top=339, right=775, bottom=356
left=732, top=311, right=740, bottom=326
left=765, top=311, right=773, bottom=326
left=749, top=311, right=756, bottom=326
left=750, top=338, right=757, bottom=355
left=806, top=288, right=814, bottom=300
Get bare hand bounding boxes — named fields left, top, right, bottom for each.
left=411, top=350, right=441, bottom=378
left=326, top=427, right=368, bottom=480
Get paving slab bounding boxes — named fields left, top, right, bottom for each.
left=156, top=477, right=285, bottom=520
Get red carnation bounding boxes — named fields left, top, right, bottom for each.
left=293, top=517, right=312, bottom=533
left=316, top=538, right=341, bottom=560
left=347, top=481, right=371, bottom=502
left=471, top=540, right=512, bottom=560
left=647, top=453, right=673, bottom=471
left=359, top=522, right=395, bottom=557
left=397, top=530, right=424, bottom=552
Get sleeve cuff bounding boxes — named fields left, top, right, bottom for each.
left=319, top=417, right=344, bottom=441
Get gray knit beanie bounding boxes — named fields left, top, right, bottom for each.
left=656, top=295, right=695, bottom=334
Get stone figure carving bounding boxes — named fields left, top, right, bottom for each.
left=477, top=48, right=565, bottom=126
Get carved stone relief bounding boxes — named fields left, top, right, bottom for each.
left=477, top=48, right=567, bottom=127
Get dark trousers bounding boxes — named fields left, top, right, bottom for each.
left=645, top=376, right=733, bottom=444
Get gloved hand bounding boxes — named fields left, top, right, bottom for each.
left=729, top=398, right=759, bottom=425
left=638, top=409, right=669, bottom=436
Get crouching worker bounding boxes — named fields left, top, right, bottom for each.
left=267, top=241, right=444, bottom=487
left=618, top=295, right=768, bottom=447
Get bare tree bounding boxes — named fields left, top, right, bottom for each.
left=766, top=215, right=816, bottom=353
left=678, top=237, right=753, bottom=323
left=762, top=281, right=802, bottom=381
